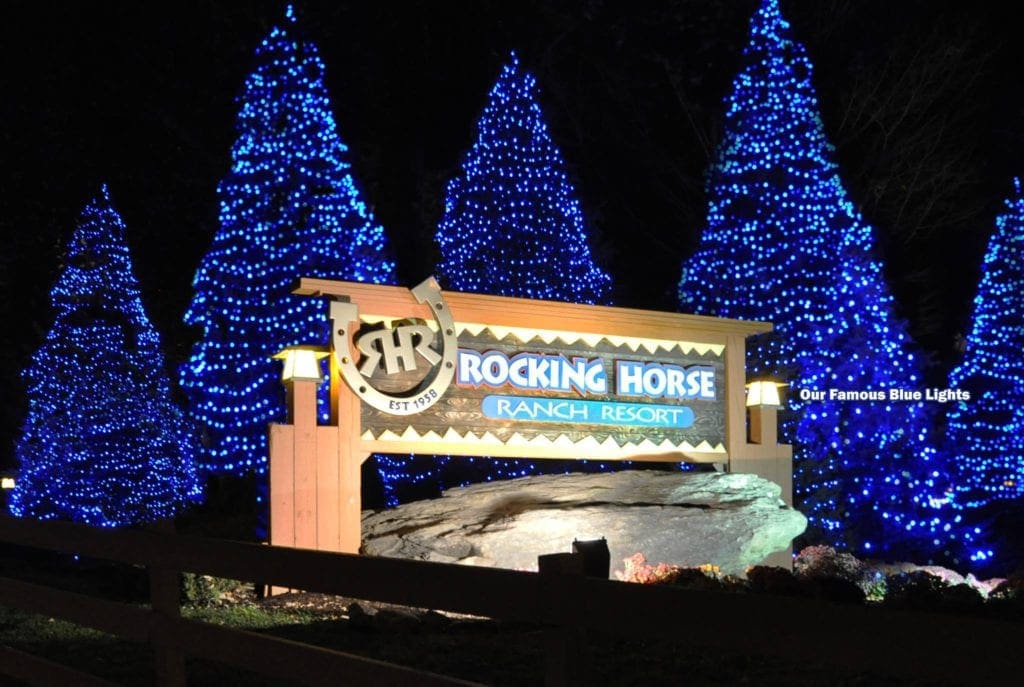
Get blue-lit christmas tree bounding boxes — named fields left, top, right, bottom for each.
left=181, top=7, right=396, bottom=490
left=10, top=187, right=201, bottom=526
left=946, top=179, right=1024, bottom=506
left=436, top=52, right=612, bottom=303
left=368, top=52, right=615, bottom=506
left=677, top=0, right=969, bottom=560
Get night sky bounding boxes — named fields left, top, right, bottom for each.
left=3, top=0, right=1023, bottom=469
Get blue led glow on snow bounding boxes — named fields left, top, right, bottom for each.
left=677, top=0, right=969, bottom=560
left=10, top=186, right=202, bottom=526
left=180, top=6, right=396, bottom=481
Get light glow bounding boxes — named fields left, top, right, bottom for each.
left=946, top=178, right=1024, bottom=505
left=179, top=5, right=397, bottom=488
left=677, top=0, right=968, bottom=560
left=746, top=381, right=781, bottom=408
left=273, top=346, right=328, bottom=383
left=10, top=187, right=202, bottom=526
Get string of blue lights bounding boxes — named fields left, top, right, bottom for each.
left=946, top=179, right=1024, bottom=507
left=10, top=186, right=202, bottom=526
left=677, top=0, right=982, bottom=563
left=180, top=5, right=397, bottom=499
left=371, top=52, right=616, bottom=507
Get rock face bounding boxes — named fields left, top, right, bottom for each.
left=361, top=470, right=807, bottom=575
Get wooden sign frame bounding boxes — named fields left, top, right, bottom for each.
left=269, top=278, right=792, bottom=559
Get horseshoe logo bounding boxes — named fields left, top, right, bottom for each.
left=329, top=277, right=458, bottom=415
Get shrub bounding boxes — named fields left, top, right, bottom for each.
left=804, top=576, right=866, bottom=604
left=746, top=566, right=804, bottom=597
left=794, top=545, right=864, bottom=583
left=936, top=583, right=985, bottom=613
left=616, top=553, right=683, bottom=584
left=616, top=554, right=726, bottom=589
left=181, top=574, right=246, bottom=607
left=883, top=571, right=949, bottom=610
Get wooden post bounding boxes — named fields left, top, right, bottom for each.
left=538, top=552, right=587, bottom=687
left=725, top=337, right=795, bottom=569
left=290, top=379, right=320, bottom=551
left=269, top=369, right=327, bottom=593
left=748, top=405, right=778, bottom=446
left=333, top=345, right=368, bottom=554
left=148, top=520, right=185, bottom=687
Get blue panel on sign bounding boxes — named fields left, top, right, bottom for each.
left=481, top=395, right=695, bottom=429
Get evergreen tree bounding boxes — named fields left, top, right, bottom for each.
left=677, top=0, right=962, bottom=559
left=375, top=53, right=614, bottom=506
left=947, top=179, right=1024, bottom=510
left=181, top=6, right=396, bottom=486
left=436, top=51, right=612, bottom=304
left=10, top=187, right=201, bottom=526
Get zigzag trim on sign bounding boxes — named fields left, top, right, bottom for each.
left=356, top=316, right=724, bottom=357
left=360, top=426, right=726, bottom=453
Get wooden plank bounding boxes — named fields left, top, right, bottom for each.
left=0, top=646, right=118, bottom=687
left=159, top=616, right=484, bottom=687
left=337, top=356, right=367, bottom=554
left=293, top=380, right=319, bottom=550
left=164, top=541, right=541, bottom=622
left=359, top=438, right=723, bottom=462
left=2, top=516, right=1022, bottom=687
left=147, top=521, right=185, bottom=687
left=294, top=278, right=771, bottom=340
left=316, top=426, right=340, bottom=551
left=269, top=424, right=296, bottom=548
left=0, top=516, right=543, bottom=622
left=723, top=334, right=747, bottom=462
left=538, top=554, right=587, bottom=687
left=150, top=566, right=185, bottom=686
left=0, top=576, right=150, bottom=641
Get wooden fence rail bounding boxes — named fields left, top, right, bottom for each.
left=1, top=514, right=1021, bottom=686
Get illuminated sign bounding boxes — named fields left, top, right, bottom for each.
left=329, top=278, right=727, bottom=453
left=271, top=276, right=788, bottom=558
left=330, top=279, right=457, bottom=415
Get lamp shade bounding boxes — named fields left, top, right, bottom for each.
left=272, top=346, right=329, bottom=383
left=746, top=380, right=781, bottom=407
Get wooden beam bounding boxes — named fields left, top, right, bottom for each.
left=0, top=646, right=118, bottom=687
left=269, top=424, right=296, bottom=548
left=2, top=516, right=1022, bottom=687
left=294, top=278, right=772, bottom=341
left=358, top=439, right=725, bottom=462
left=724, top=334, right=748, bottom=460
left=0, top=576, right=150, bottom=641
left=161, top=616, right=483, bottom=687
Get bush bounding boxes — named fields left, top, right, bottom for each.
left=747, top=566, right=803, bottom=597
left=794, top=545, right=864, bottom=583
left=884, top=570, right=946, bottom=609
left=989, top=576, right=1024, bottom=600
left=937, top=583, right=985, bottom=614
left=616, top=554, right=730, bottom=590
left=616, top=553, right=683, bottom=584
left=804, top=576, right=865, bottom=604
left=181, top=574, right=247, bottom=607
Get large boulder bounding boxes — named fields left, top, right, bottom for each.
left=361, top=470, right=806, bottom=575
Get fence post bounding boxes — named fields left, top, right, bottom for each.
left=148, top=519, right=185, bottom=687
left=538, top=552, right=588, bottom=687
